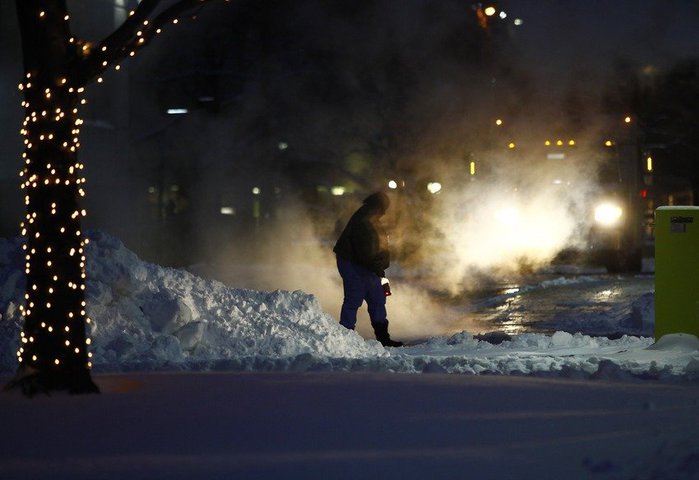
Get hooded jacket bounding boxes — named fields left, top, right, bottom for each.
left=333, top=192, right=390, bottom=276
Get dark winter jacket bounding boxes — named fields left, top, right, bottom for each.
left=333, top=192, right=390, bottom=276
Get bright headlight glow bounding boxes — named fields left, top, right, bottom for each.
left=495, top=206, right=520, bottom=225
left=427, top=182, right=442, bottom=194
left=594, top=202, right=623, bottom=226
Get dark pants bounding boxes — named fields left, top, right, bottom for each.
left=336, top=257, right=387, bottom=329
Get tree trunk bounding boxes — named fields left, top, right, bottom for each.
left=7, top=0, right=98, bottom=395
left=6, top=0, right=217, bottom=396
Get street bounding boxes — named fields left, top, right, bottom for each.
left=448, top=272, right=654, bottom=337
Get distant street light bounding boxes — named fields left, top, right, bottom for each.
left=427, top=182, right=442, bottom=194
left=484, top=6, right=496, bottom=16
left=220, top=206, right=235, bottom=215
left=167, top=108, right=188, bottom=115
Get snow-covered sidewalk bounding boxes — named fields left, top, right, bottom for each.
left=2, top=371, right=699, bottom=480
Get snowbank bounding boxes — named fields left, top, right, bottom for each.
left=0, top=232, right=385, bottom=372
left=1, top=231, right=698, bottom=381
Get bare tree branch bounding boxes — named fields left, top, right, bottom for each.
left=73, top=0, right=212, bottom=84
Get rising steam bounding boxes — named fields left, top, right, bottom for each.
left=385, top=125, right=605, bottom=296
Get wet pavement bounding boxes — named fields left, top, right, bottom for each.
left=445, top=273, right=655, bottom=337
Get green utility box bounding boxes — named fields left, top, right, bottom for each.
left=655, top=206, right=699, bottom=339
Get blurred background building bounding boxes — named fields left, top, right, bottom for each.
left=2, top=1, right=697, bottom=269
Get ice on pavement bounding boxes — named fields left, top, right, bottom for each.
left=0, top=231, right=697, bottom=380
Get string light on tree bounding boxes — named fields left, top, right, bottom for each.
left=9, top=0, right=227, bottom=396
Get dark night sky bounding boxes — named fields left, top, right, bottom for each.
left=508, top=0, right=699, bottom=94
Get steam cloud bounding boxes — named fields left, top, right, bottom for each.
left=386, top=136, right=603, bottom=296
left=195, top=129, right=604, bottom=341
left=191, top=195, right=461, bottom=341
left=35, top=0, right=681, bottom=339
left=176, top=2, right=615, bottom=339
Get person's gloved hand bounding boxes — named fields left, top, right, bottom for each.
left=381, top=277, right=392, bottom=296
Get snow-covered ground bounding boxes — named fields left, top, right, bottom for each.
left=1, top=231, right=695, bottom=379
left=1, top=231, right=698, bottom=479
left=2, top=370, right=699, bottom=480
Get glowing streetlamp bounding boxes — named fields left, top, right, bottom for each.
left=427, top=182, right=442, bottom=194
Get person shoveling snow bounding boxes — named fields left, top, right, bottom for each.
left=333, top=192, right=403, bottom=347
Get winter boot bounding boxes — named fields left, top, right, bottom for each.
left=371, top=321, right=404, bottom=347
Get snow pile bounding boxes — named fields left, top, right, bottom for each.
left=0, top=231, right=386, bottom=372
left=404, top=331, right=682, bottom=379
left=0, top=231, right=698, bottom=380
